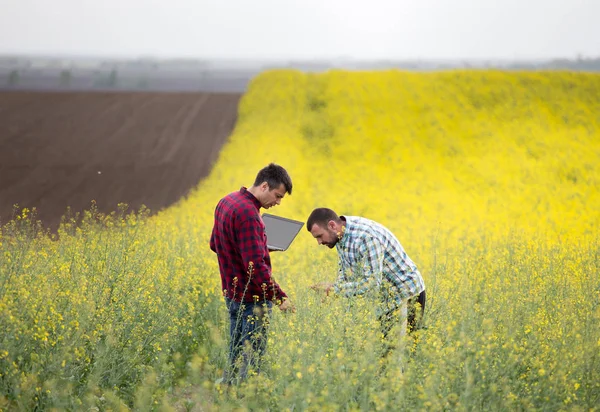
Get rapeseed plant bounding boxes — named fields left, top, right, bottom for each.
left=1, top=70, right=599, bottom=410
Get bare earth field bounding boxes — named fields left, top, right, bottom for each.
left=0, top=91, right=241, bottom=230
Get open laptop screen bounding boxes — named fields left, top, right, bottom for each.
left=262, top=213, right=304, bottom=251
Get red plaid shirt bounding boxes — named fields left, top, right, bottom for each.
left=210, top=187, right=288, bottom=303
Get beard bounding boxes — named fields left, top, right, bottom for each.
left=323, top=228, right=339, bottom=248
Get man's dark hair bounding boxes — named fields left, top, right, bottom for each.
left=306, top=208, right=341, bottom=231
left=253, top=163, right=293, bottom=194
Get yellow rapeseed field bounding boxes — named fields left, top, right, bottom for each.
left=1, top=69, right=599, bottom=411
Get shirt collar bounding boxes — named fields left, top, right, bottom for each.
left=240, top=186, right=262, bottom=210
left=337, top=215, right=350, bottom=249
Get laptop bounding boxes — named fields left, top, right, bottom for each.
left=262, top=213, right=304, bottom=251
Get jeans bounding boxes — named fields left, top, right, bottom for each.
left=224, top=297, right=273, bottom=383
left=378, top=290, right=427, bottom=364
left=379, top=290, right=427, bottom=339
left=407, top=290, right=426, bottom=332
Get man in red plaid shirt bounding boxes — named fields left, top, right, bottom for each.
left=210, top=163, right=295, bottom=383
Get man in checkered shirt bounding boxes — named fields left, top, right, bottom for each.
left=306, top=208, right=426, bottom=352
left=210, top=163, right=295, bottom=384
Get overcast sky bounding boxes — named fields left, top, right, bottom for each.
left=0, top=0, right=598, bottom=60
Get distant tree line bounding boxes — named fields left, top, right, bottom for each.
left=505, top=56, right=600, bottom=71
left=3, top=56, right=600, bottom=89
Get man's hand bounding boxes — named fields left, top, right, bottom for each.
left=310, top=282, right=334, bottom=296
left=279, top=299, right=296, bottom=313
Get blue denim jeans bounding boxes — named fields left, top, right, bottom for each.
left=224, top=297, right=273, bottom=383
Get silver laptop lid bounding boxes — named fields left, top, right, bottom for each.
left=262, top=213, right=304, bottom=252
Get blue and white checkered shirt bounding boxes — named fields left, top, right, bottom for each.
left=334, top=216, right=425, bottom=312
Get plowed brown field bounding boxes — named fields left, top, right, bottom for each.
left=0, top=91, right=241, bottom=230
